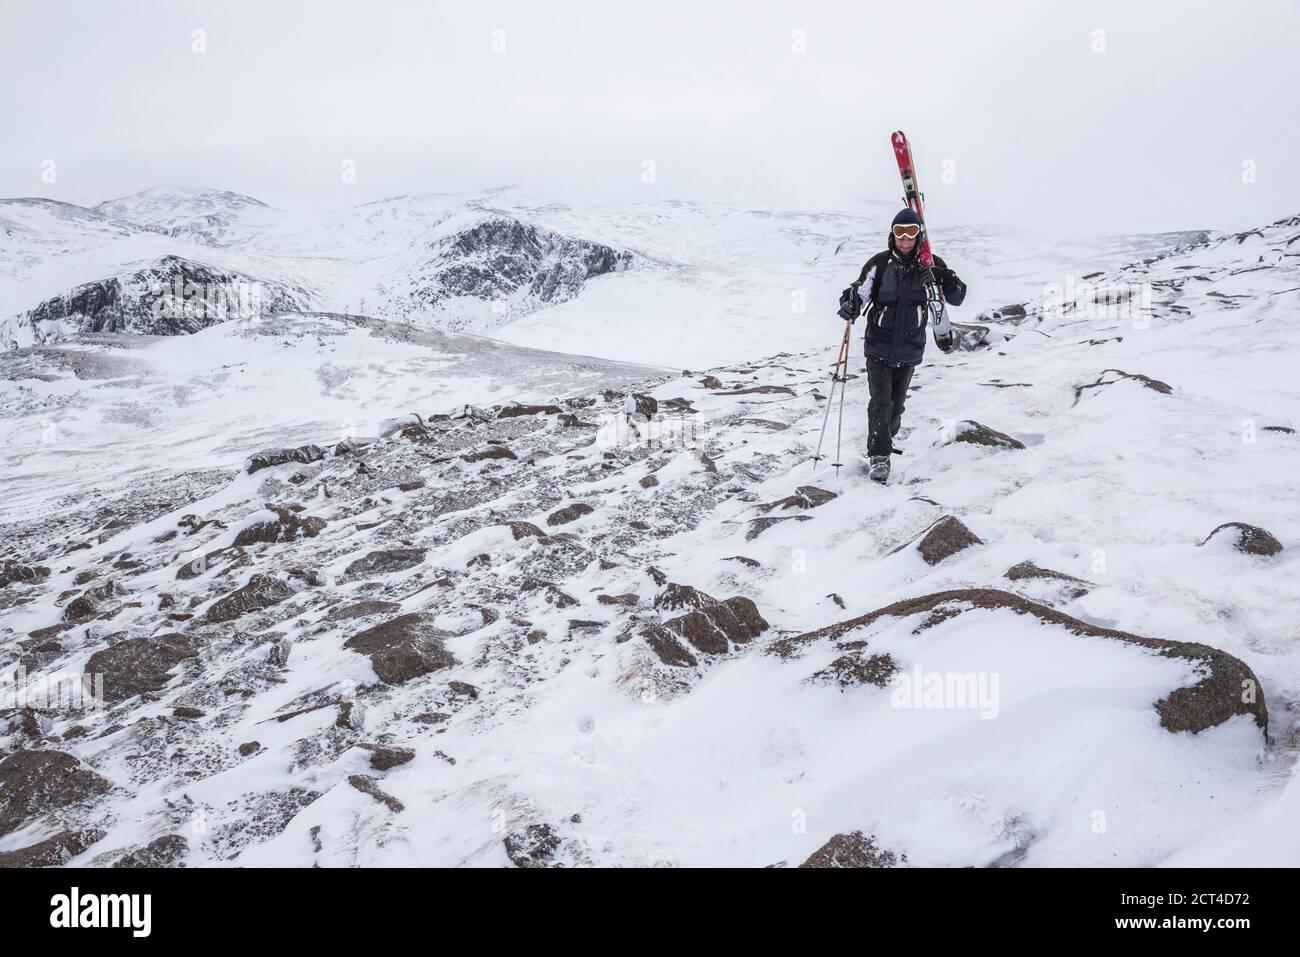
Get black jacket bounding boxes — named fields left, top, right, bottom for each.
left=854, top=249, right=966, bottom=366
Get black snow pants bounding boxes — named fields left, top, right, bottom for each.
left=865, top=356, right=915, bottom=457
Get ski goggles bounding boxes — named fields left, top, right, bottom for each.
left=891, top=223, right=923, bottom=239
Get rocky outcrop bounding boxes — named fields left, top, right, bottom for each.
left=0, top=750, right=111, bottom=837
left=233, top=506, right=327, bottom=546
left=0, top=560, right=50, bottom=589
left=504, top=822, right=561, bottom=868
left=245, top=444, right=325, bottom=474
left=1198, top=522, right=1282, bottom=556
left=0, top=828, right=104, bottom=867
left=112, top=834, right=188, bottom=868
left=19, top=255, right=307, bottom=342
left=344, top=613, right=457, bottom=684
left=342, top=548, right=426, bottom=579
left=897, top=516, right=983, bottom=565
left=954, top=420, right=1025, bottom=450
left=799, top=831, right=901, bottom=868
left=643, top=583, right=769, bottom=663
left=202, top=574, right=293, bottom=623
left=757, top=485, right=836, bottom=513
left=398, top=218, right=637, bottom=326
left=84, top=632, right=199, bottom=703
left=769, top=588, right=1268, bottom=735
left=547, top=502, right=594, bottom=526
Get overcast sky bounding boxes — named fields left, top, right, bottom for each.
left=2, top=0, right=1297, bottom=233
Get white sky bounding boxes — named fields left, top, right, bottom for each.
left=2, top=0, right=1297, bottom=233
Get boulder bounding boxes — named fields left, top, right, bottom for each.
left=1198, top=522, right=1282, bottom=556
left=202, top=574, right=293, bottom=623
left=953, top=420, right=1025, bottom=450
left=344, top=613, right=457, bottom=684
left=342, top=548, right=426, bottom=579
left=0, top=750, right=111, bottom=837
left=84, top=632, right=199, bottom=704
left=233, top=507, right=327, bottom=547
left=245, top=444, right=325, bottom=474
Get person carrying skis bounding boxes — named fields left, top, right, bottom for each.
left=837, top=207, right=968, bottom=483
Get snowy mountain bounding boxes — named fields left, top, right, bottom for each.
left=1, top=190, right=1297, bottom=868
left=1, top=186, right=1205, bottom=359
left=94, top=187, right=279, bottom=247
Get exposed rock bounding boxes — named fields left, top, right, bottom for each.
left=501, top=521, right=547, bottom=541
left=203, top=573, right=293, bottom=623
left=757, top=485, right=837, bottom=513
left=245, top=444, right=325, bottom=474
left=954, top=420, right=1025, bottom=450
left=344, top=613, right=457, bottom=684
left=1073, top=368, right=1173, bottom=406
left=325, top=600, right=403, bottom=622
left=84, top=632, right=199, bottom=704
left=547, top=502, right=594, bottom=526
left=463, top=445, right=518, bottom=463
left=62, top=580, right=123, bottom=623
left=810, top=652, right=899, bottom=689
left=1198, top=522, right=1283, bottom=556
left=638, top=474, right=659, bottom=489
left=415, top=218, right=636, bottom=314
left=640, top=623, right=699, bottom=667
left=0, top=828, right=104, bottom=867
left=521, top=579, right=578, bottom=608
left=173, top=706, right=205, bottom=720
left=597, top=593, right=639, bottom=607
left=342, top=548, right=426, bottom=579
left=233, top=507, right=327, bottom=547
left=359, top=743, right=416, bottom=771
left=905, top=516, right=983, bottom=565
left=0, top=750, right=111, bottom=837
left=800, top=831, right=901, bottom=868
left=654, top=584, right=768, bottom=657
left=624, top=393, right=658, bottom=417
left=746, top=514, right=812, bottom=540
left=504, top=822, right=561, bottom=868
left=768, top=587, right=1268, bottom=735
left=348, top=774, right=404, bottom=812
left=0, top=560, right=50, bottom=589
left=238, top=741, right=261, bottom=756
left=1004, top=561, right=1092, bottom=599
left=699, top=375, right=724, bottom=389
left=498, top=402, right=563, bottom=418
left=724, top=555, right=761, bottom=568
left=112, top=834, right=188, bottom=868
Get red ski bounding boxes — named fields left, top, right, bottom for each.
left=890, top=130, right=951, bottom=338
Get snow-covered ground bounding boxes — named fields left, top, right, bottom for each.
left=0, top=190, right=1296, bottom=868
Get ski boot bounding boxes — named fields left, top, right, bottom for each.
left=867, top=455, right=891, bottom=483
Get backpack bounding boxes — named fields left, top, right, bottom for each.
left=855, top=251, right=891, bottom=305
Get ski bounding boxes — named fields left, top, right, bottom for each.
left=890, top=130, right=952, bottom=339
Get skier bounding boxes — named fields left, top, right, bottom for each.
left=837, top=208, right=967, bottom=483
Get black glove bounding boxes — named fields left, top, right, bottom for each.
left=838, top=284, right=863, bottom=322
left=936, top=331, right=956, bottom=353
left=931, top=265, right=952, bottom=285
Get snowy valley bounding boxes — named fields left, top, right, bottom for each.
left=1, top=188, right=1298, bottom=867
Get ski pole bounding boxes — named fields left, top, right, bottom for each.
left=812, top=321, right=852, bottom=472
